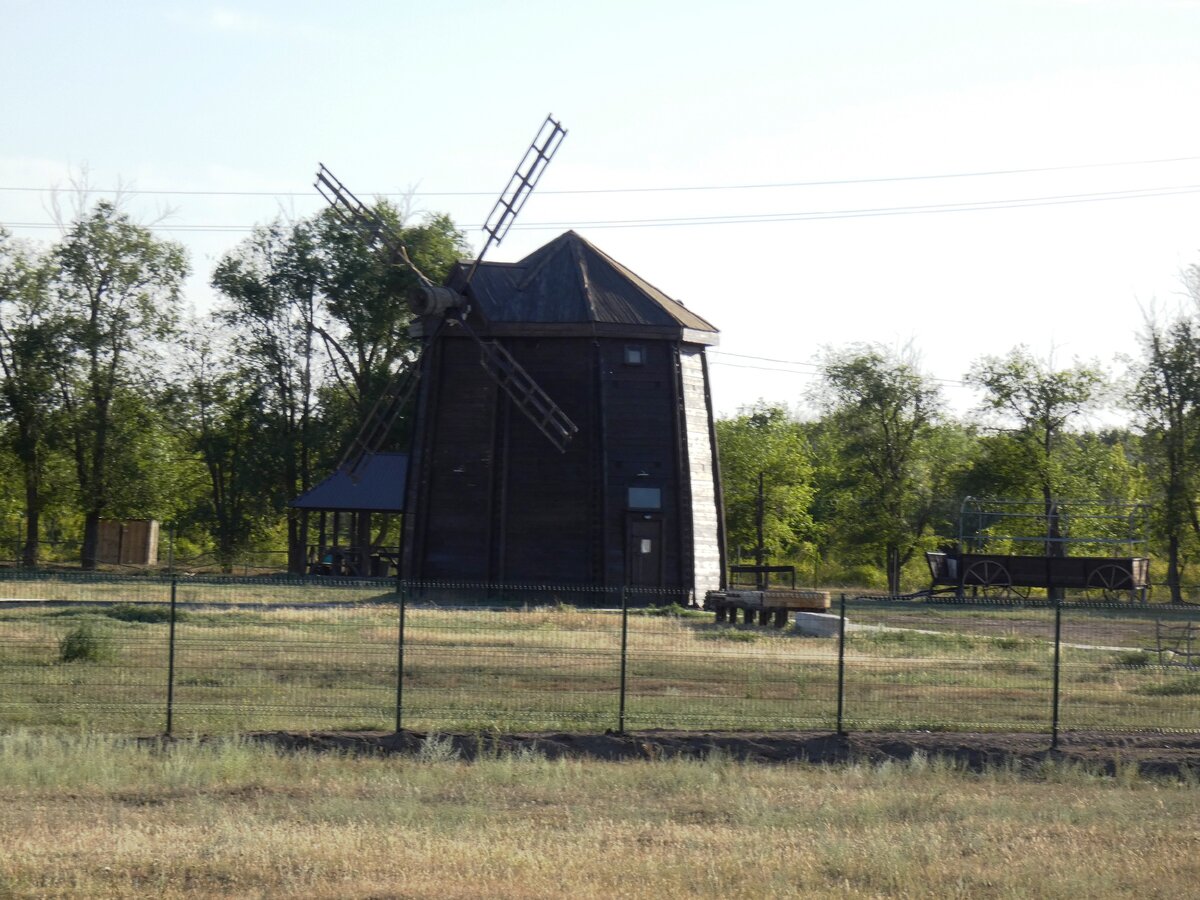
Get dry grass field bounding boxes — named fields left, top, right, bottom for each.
left=0, top=731, right=1197, bottom=898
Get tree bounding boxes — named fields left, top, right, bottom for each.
left=50, top=202, right=188, bottom=568
left=166, top=320, right=276, bottom=572
left=1128, top=315, right=1200, bottom=602
left=716, top=403, right=814, bottom=567
left=812, top=345, right=942, bottom=593
left=0, top=229, right=64, bottom=565
left=213, top=220, right=322, bottom=573
left=966, top=347, right=1105, bottom=568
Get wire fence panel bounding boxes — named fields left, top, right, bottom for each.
left=2, top=574, right=1200, bottom=737
left=0, top=588, right=172, bottom=733
left=624, top=588, right=840, bottom=730
left=171, top=601, right=399, bottom=733
left=841, top=598, right=1057, bottom=732
left=1059, top=603, right=1200, bottom=733
left=400, top=584, right=623, bottom=732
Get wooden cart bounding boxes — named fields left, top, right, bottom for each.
left=925, top=551, right=1150, bottom=602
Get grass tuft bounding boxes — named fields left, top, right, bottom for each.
left=416, top=733, right=461, bottom=763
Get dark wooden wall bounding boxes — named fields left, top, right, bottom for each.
left=402, top=333, right=721, bottom=591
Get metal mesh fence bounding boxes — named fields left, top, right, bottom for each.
left=401, top=584, right=622, bottom=732
left=0, top=573, right=171, bottom=732
left=1059, top=603, right=1200, bottom=733
left=1, top=573, right=1198, bottom=739
left=623, top=586, right=839, bottom=731
left=841, top=597, right=1056, bottom=732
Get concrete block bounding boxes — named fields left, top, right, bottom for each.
left=793, top=611, right=843, bottom=637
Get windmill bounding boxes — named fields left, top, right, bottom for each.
left=298, top=116, right=726, bottom=597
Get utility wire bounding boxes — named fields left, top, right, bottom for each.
left=7, top=182, right=1200, bottom=234
left=2, top=152, right=1199, bottom=197
left=709, top=352, right=969, bottom=386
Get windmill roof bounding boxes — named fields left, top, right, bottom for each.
left=289, top=452, right=408, bottom=512
left=453, top=231, right=718, bottom=336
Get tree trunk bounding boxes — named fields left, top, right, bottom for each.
left=886, top=543, right=901, bottom=595
left=287, top=508, right=305, bottom=574
left=1167, top=533, right=1182, bottom=604
left=21, top=471, right=39, bottom=567
left=81, top=510, right=100, bottom=570
left=1045, top=493, right=1064, bottom=602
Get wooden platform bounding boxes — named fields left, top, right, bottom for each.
left=705, top=589, right=831, bottom=627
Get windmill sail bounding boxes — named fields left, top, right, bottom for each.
left=315, top=114, right=577, bottom=465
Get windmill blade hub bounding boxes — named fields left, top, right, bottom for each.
left=409, top=284, right=465, bottom=317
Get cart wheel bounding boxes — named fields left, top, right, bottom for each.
left=1086, top=563, right=1134, bottom=602
left=963, top=559, right=1013, bottom=599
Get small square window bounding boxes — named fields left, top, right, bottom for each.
left=623, top=345, right=645, bottom=366
left=628, top=487, right=661, bottom=510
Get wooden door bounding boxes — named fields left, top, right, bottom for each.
left=627, top=518, right=663, bottom=587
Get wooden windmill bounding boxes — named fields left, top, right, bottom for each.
left=305, top=116, right=726, bottom=598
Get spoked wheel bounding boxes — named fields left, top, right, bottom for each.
left=1086, top=563, right=1135, bottom=602
left=963, top=560, right=1017, bottom=599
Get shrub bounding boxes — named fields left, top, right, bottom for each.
left=58, top=624, right=112, bottom=663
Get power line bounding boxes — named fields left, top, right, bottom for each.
left=708, top=352, right=969, bottom=386
left=517, top=183, right=1200, bottom=229
left=7, top=181, right=1200, bottom=236
left=2, top=153, right=1199, bottom=198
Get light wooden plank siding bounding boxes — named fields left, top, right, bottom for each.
left=679, top=346, right=723, bottom=596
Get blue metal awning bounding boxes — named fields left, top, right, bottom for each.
left=289, top=453, right=408, bottom=512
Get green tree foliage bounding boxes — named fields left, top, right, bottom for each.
left=213, top=220, right=323, bottom=573
left=212, top=205, right=466, bottom=571
left=812, top=345, right=942, bottom=593
left=1127, top=314, right=1200, bottom=601
left=48, top=202, right=188, bottom=568
left=966, top=347, right=1106, bottom=549
left=716, top=403, right=814, bottom=565
left=165, top=320, right=276, bottom=572
left=0, top=229, right=65, bottom=564
left=308, top=207, right=465, bottom=451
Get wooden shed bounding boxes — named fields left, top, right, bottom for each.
left=401, top=231, right=725, bottom=597
left=96, top=519, right=159, bottom=567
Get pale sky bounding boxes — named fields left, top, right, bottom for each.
left=4, top=0, right=1200, bottom=420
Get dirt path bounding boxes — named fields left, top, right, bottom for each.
left=225, top=728, right=1200, bottom=779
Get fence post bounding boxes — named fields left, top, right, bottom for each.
left=1050, top=599, right=1063, bottom=750
left=617, top=584, right=629, bottom=735
left=395, top=576, right=407, bottom=734
left=165, top=574, right=178, bottom=736
left=836, top=592, right=847, bottom=736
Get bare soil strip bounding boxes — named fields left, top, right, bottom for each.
left=212, top=728, right=1200, bottom=778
